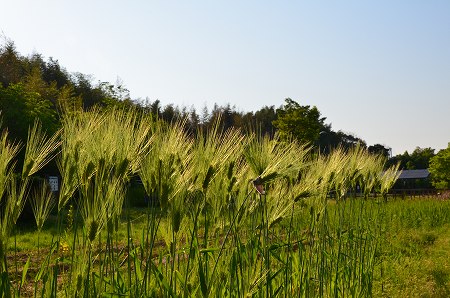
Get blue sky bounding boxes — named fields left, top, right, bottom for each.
left=1, top=1, right=449, bottom=155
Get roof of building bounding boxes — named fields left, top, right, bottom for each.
left=398, top=169, right=430, bottom=179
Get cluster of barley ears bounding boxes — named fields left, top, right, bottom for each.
left=0, top=120, right=59, bottom=296
left=0, top=109, right=401, bottom=297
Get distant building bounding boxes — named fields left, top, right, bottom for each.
left=395, top=169, right=431, bottom=189
left=398, top=169, right=430, bottom=180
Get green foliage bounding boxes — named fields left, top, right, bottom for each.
left=429, top=143, right=450, bottom=189
left=368, top=143, right=391, bottom=159
left=272, top=98, right=325, bottom=145
left=0, top=39, right=137, bottom=146
left=317, top=125, right=367, bottom=154
left=388, top=147, right=435, bottom=170
left=253, top=105, right=277, bottom=137
left=0, top=40, right=25, bottom=86
left=0, top=83, right=58, bottom=141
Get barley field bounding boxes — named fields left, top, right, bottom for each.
left=1, top=108, right=449, bottom=297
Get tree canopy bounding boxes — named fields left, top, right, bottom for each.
left=387, top=147, right=435, bottom=170
left=272, top=98, right=325, bottom=145
left=429, top=143, right=450, bottom=189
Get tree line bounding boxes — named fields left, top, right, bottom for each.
left=1, top=38, right=448, bottom=188
left=0, top=39, right=371, bottom=148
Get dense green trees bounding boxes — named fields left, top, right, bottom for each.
left=272, top=98, right=325, bottom=144
left=388, top=147, right=435, bottom=170
left=0, top=38, right=404, bottom=161
left=429, top=143, right=450, bottom=189
left=317, top=125, right=366, bottom=154
left=368, top=144, right=391, bottom=159
left=0, top=40, right=126, bottom=142
left=0, top=83, right=58, bottom=140
left=0, top=41, right=25, bottom=86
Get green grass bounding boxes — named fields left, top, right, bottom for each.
left=9, top=208, right=154, bottom=252
left=374, top=224, right=450, bottom=297
left=372, top=198, right=450, bottom=298
left=7, top=197, right=450, bottom=297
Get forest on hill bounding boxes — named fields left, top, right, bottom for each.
left=0, top=40, right=371, bottom=146
left=0, top=39, right=441, bottom=173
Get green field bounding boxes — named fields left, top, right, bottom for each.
left=6, top=198, right=450, bottom=297
left=1, top=108, right=449, bottom=297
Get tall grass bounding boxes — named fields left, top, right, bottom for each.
left=0, top=108, right=410, bottom=297
left=0, top=120, right=59, bottom=297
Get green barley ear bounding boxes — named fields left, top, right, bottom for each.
left=202, top=165, right=215, bottom=191
left=22, top=159, right=34, bottom=178
left=115, top=158, right=129, bottom=177
left=294, top=191, right=310, bottom=202
left=88, top=220, right=99, bottom=242
left=30, top=182, right=55, bottom=231
left=160, top=183, right=170, bottom=209
left=68, top=164, right=76, bottom=182
left=227, top=161, right=235, bottom=180
left=0, top=130, right=20, bottom=208
left=172, top=209, right=182, bottom=233
left=65, top=204, right=74, bottom=233
left=74, top=141, right=81, bottom=163
left=98, top=157, right=106, bottom=171
left=260, top=171, right=278, bottom=183
left=62, top=154, right=69, bottom=171
left=188, top=189, right=203, bottom=208
left=82, top=161, right=96, bottom=182
left=76, top=274, right=83, bottom=292
left=114, top=216, right=119, bottom=232
left=269, top=216, right=284, bottom=229
left=0, top=240, right=3, bottom=261
left=107, top=219, right=114, bottom=234
left=228, top=176, right=237, bottom=193
left=22, top=120, right=61, bottom=178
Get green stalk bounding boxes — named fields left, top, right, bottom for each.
left=1, top=262, right=12, bottom=298
left=126, top=195, right=132, bottom=290
left=334, top=200, right=343, bottom=297
left=232, top=201, right=243, bottom=297
left=261, top=192, right=270, bottom=297
left=169, top=221, right=176, bottom=294
left=51, top=208, right=65, bottom=297
left=104, top=224, right=112, bottom=293
left=84, top=246, right=92, bottom=297
left=69, top=200, right=81, bottom=295
left=184, top=203, right=201, bottom=297
left=284, top=202, right=295, bottom=298
left=14, top=230, right=17, bottom=292
left=142, top=203, right=163, bottom=296
left=140, top=200, right=153, bottom=294
left=208, top=189, right=252, bottom=296
left=203, top=194, right=209, bottom=288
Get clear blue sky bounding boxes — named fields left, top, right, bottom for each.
left=1, top=0, right=449, bottom=155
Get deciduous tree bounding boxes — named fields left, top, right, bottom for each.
left=272, top=98, right=325, bottom=145
left=429, top=143, right=450, bottom=189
